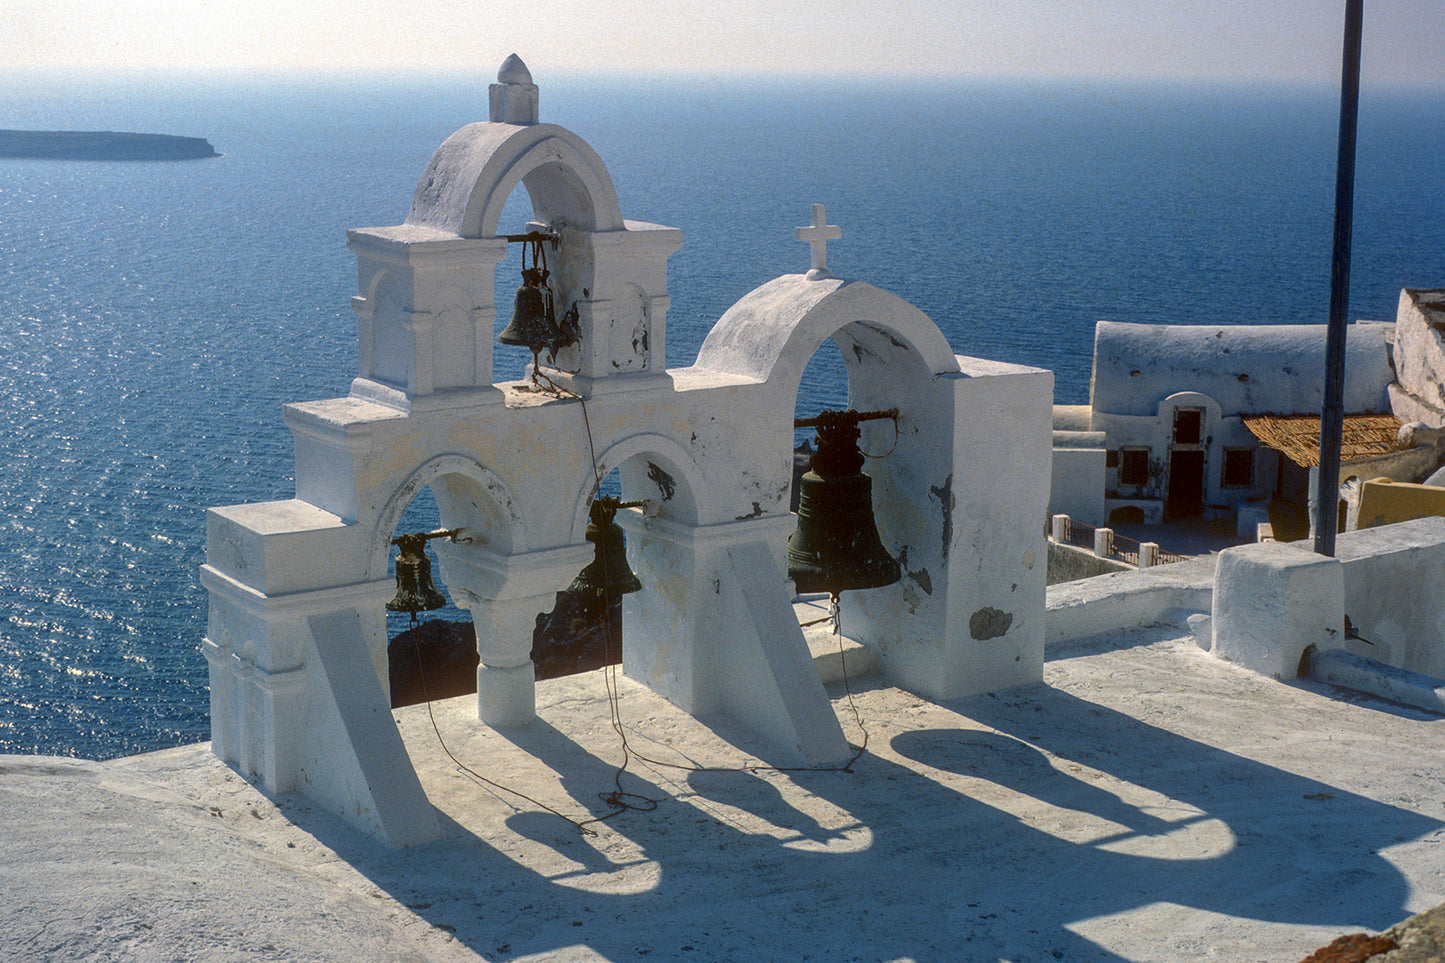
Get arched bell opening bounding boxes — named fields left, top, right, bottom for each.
left=491, top=182, right=559, bottom=385
left=531, top=465, right=631, bottom=682
left=793, top=340, right=851, bottom=493
left=512, top=160, right=601, bottom=236
left=383, top=485, right=475, bottom=709
left=546, top=440, right=707, bottom=694
left=786, top=318, right=947, bottom=642
left=374, top=461, right=521, bottom=709
left=483, top=154, right=613, bottom=388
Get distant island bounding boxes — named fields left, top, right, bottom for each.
left=0, top=130, right=219, bottom=161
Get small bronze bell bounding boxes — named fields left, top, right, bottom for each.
left=498, top=265, right=565, bottom=355
left=569, top=497, right=643, bottom=600
left=788, top=409, right=901, bottom=598
left=387, top=532, right=449, bottom=615
left=498, top=234, right=576, bottom=380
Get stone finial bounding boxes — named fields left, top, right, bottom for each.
left=497, top=53, right=532, bottom=85
left=490, top=53, right=539, bottom=125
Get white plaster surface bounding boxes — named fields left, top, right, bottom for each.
left=1090, top=320, right=1396, bottom=418
left=1050, top=446, right=1106, bottom=527
left=1211, top=541, right=1344, bottom=680
left=1047, top=539, right=1132, bottom=584
left=6, top=629, right=1444, bottom=963
left=1391, top=289, right=1445, bottom=427
left=1052, top=403, right=1093, bottom=432
left=1335, top=515, right=1445, bottom=679
left=1047, top=554, right=1216, bottom=645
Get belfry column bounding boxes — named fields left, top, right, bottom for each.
left=469, top=596, right=547, bottom=726
left=435, top=539, right=593, bottom=727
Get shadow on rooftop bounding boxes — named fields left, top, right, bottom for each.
left=938, top=684, right=1439, bottom=933
left=273, top=674, right=1441, bottom=963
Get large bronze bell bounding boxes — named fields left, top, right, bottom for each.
left=788, top=409, right=901, bottom=598
left=498, top=265, right=565, bottom=354
left=569, top=497, right=643, bottom=600
left=387, top=532, right=449, bottom=615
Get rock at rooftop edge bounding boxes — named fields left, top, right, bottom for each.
left=498, top=54, right=532, bottom=85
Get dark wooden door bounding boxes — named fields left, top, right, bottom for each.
left=1167, top=449, right=1205, bottom=519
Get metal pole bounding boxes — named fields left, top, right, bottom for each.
left=1314, top=0, right=1364, bottom=557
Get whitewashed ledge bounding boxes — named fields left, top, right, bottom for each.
left=1047, top=553, right=1217, bottom=647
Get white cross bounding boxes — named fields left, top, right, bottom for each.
left=794, top=203, right=841, bottom=279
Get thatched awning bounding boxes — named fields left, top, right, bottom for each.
left=1241, top=413, right=1401, bottom=468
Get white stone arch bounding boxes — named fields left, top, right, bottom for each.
left=357, top=265, right=391, bottom=315
left=565, top=432, right=711, bottom=540
left=692, top=276, right=964, bottom=566
left=368, top=454, right=526, bottom=581
left=695, top=276, right=960, bottom=410
left=407, top=123, right=625, bottom=239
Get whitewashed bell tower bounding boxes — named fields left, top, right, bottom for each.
left=201, top=57, right=1053, bottom=846
left=346, top=54, right=679, bottom=406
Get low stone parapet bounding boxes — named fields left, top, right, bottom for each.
left=1046, top=554, right=1215, bottom=646
left=1210, top=541, right=1343, bottom=679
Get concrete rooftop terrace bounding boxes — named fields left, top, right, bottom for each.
left=5, top=583, right=1445, bottom=963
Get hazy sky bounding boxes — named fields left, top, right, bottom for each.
left=5, top=1, right=1443, bottom=89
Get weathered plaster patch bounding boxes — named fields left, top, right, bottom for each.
left=896, top=546, right=933, bottom=596
left=929, top=474, right=954, bottom=559
left=851, top=342, right=878, bottom=363
left=969, top=607, right=1013, bottom=640
left=646, top=462, right=676, bottom=500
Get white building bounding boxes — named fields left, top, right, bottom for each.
left=1056, top=319, right=1400, bottom=534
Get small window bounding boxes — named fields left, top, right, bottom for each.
left=1222, top=447, right=1255, bottom=488
left=1119, top=447, right=1150, bottom=487
left=1173, top=407, right=1204, bottom=445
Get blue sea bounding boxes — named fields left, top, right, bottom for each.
left=1, top=71, right=1442, bottom=760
